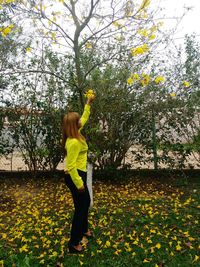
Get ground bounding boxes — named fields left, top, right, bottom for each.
left=0, top=173, right=199, bottom=267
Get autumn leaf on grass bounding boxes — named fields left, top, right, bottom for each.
left=150, top=229, right=156, bottom=234
left=176, top=243, right=182, bottom=251
left=143, top=258, right=151, bottom=263
left=19, top=244, right=29, bottom=253
left=79, top=259, right=84, bottom=266
left=192, top=255, right=200, bottom=263
left=1, top=233, right=7, bottom=239
left=125, top=242, right=132, bottom=252
left=155, top=243, right=161, bottom=249
left=104, top=240, right=111, bottom=248
left=49, top=251, right=58, bottom=258
left=150, top=247, right=155, bottom=253
left=155, top=263, right=164, bottom=267
left=184, top=241, right=194, bottom=249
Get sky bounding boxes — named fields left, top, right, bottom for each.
left=159, top=0, right=200, bottom=44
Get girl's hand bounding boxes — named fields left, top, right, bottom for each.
left=87, top=95, right=95, bottom=105
left=78, top=186, right=85, bottom=193
left=84, top=89, right=95, bottom=105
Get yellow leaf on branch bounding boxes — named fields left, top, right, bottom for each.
left=112, top=21, right=122, bottom=28
left=85, top=42, right=92, bottom=49
left=183, top=81, right=190, bottom=87
left=127, top=77, right=134, bottom=85
left=141, top=0, right=151, bottom=9
left=170, top=92, right=176, bottom=98
left=26, top=47, right=32, bottom=53
left=141, top=74, right=150, bottom=86
left=0, top=24, right=14, bottom=37
left=0, top=0, right=15, bottom=4
left=137, top=28, right=149, bottom=37
left=131, top=44, right=149, bottom=56
left=154, top=76, right=165, bottom=84
left=149, top=34, right=156, bottom=40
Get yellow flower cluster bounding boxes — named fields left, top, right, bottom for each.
left=170, top=92, right=176, bottom=98
left=84, top=89, right=95, bottom=98
left=0, top=24, right=14, bottom=37
left=137, top=29, right=149, bottom=37
left=137, top=28, right=156, bottom=41
left=0, top=0, right=15, bottom=4
left=141, top=0, right=151, bottom=9
left=155, top=76, right=165, bottom=84
left=85, top=42, right=92, bottom=49
left=136, top=0, right=151, bottom=19
left=127, top=73, right=140, bottom=85
left=131, top=44, right=149, bottom=56
left=137, top=22, right=164, bottom=41
left=26, top=47, right=32, bottom=53
left=141, top=73, right=150, bottom=86
left=127, top=73, right=165, bottom=87
left=183, top=81, right=190, bottom=87
left=112, top=21, right=122, bottom=28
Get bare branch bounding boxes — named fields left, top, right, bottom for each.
left=1, top=69, right=68, bottom=84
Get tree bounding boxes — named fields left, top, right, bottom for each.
left=1, top=0, right=164, bottom=108
left=1, top=0, right=193, bottom=173
left=0, top=2, right=25, bottom=158
left=6, top=49, right=70, bottom=172
left=181, top=35, right=200, bottom=167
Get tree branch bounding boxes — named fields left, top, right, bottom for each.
left=1, top=69, right=68, bottom=84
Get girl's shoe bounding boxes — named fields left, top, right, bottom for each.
left=68, top=244, right=85, bottom=254
left=81, top=236, right=89, bottom=246
left=83, top=230, right=94, bottom=239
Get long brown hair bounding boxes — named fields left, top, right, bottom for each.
left=62, top=112, right=85, bottom=156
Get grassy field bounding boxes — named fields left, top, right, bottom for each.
left=0, top=174, right=199, bottom=267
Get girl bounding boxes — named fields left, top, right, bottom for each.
left=62, top=96, right=95, bottom=253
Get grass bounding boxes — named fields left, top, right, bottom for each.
left=0, top=175, right=200, bottom=267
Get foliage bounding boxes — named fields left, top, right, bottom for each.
left=121, top=35, right=200, bottom=170
left=182, top=35, right=200, bottom=167
left=3, top=49, right=70, bottom=171
left=83, top=63, right=136, bottom=170
left=0, top=0, right=199, bottom=172
left=0, top=3, right=28, bottom=158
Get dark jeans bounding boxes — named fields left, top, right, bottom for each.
left=64, top=170, right=91, bottom=246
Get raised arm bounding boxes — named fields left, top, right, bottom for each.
left=79, top=104, right=91, bottom=129
left=79, top=96, right=95, bottom=129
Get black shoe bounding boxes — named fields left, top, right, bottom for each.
left=68, top=244, right=85, bottom=254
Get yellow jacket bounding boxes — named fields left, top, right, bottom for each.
left=64, top=104, right=90, bottom=189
